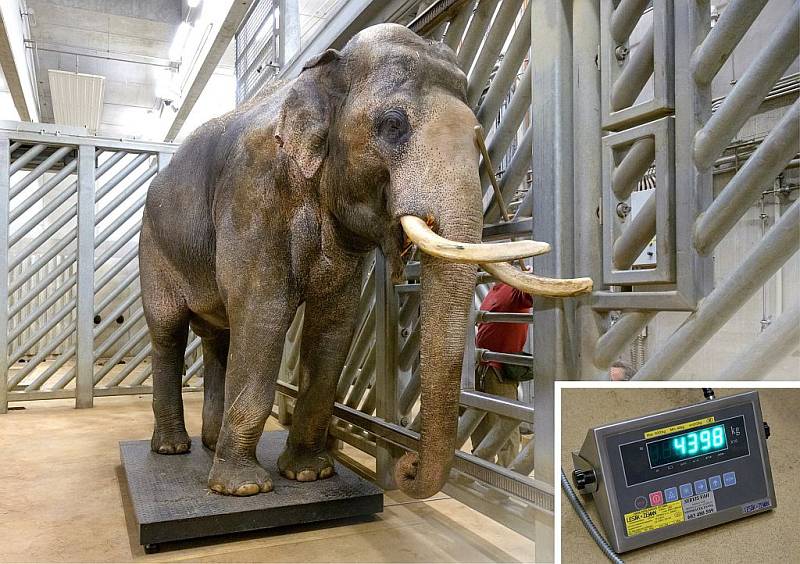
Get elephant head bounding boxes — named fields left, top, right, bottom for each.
left=273, top=24, right=586, bottom=498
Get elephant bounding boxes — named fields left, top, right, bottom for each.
left=139, top=23, right=590, bottom=498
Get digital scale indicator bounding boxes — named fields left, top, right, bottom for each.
left=571, top=391, right=776, bottom=553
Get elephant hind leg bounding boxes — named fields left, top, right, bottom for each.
left=200, top=330, right=229, bottom=451
left=148, top=317, right=191, bottom=454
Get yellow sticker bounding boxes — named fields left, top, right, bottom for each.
left=624, top=501, right=685, bottom=537
left=644, top=416, right=715, bottom=439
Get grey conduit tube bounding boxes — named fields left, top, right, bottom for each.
left=561, top=469, right=625, bottom=564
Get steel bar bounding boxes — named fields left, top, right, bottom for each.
left=93, top=222, right=141, bottom=270
left=467, top=0, right=524, bottom=108
left=483, top=217, right=533, bottom=241
left=398, top=364, right=421, bottom=416
left=9, top=297, right=75, bottom=366
left=95, top=246, right=138, bottom=294
left=409, top=0, right=472, bottom=36
left=612, top=190, right=656, bottom=269
left=636, top=200, right=800, bottom=380
left=397, top=319, right=420, bottom=371
left=485, top=127, right=532, bottom=223
left=9, top=184, right=76, bottom=246
left=478, top=349, right=532, bottom=367
left=97, top=326, right=150, bottom=386
left=0, top=138, right=9, bottom=412
left=8, top=274, right=76, bottom=341
left=95, top=164, right=156, bottom=226
left=94, top=195, right=146, bottom=249
left=9, top=142, right=20, bottom=153
left=694, top=100, right=800, bottom=254
left=479, top=65, right=532, bottom=193
left=460, top=389, right=533, bottom=424
left=611, top=137, right=655, bottom=200
left=457, top=0, right=501, bottom=71
left=473, top=416, right=519, bottom=460
left=398, top=290, right=420, bottom=328
left=9, top=146, right=73, bottom=199
left=9, top=205, right=76, bottom=270
left=11, top=319, right=76, bottom=388
left=455, top=407, right=487, bottom=449
left=345, top=348, right=375, bottom=408
left=336, top=308, right=375, bottom=400
left=105, top=341, right=152, bottom=388
left=722, top=303, right=800, bottom=381
left=94, top=289, right=140, bottom=337
left=694, top=6, right=799, bottom=170
left=475, top=311, right=533, bottom=323
left=611, top=23, right=654, bottom=111
left=9, top=144, right=46, bottom=175
left=341, top=272, right=374, bottom=368
left=94, top=307, right=146, bottom=359
left=443, top=0, right=475, bottom=51
left=509, top=438, right=534, bottom=475
left=593, top=311, right=654, bottom=369
left=691, top=0, right=769, bottom=85
left=76, top=145, right=95, bottom=408
left=95, top=270, right=139, bottom=315
left=9, top=156, right=77, bottom=222
left=8, top=247, right=74, bottom=314
left=476, top=1, right=531, bottom=130
left=610, top=0, right=649, bottom=44
left=183, top=356, right=204, bottom=385
left=25, top=344, right=76, bottom=391
left=94, top=153, right=149, bottom=201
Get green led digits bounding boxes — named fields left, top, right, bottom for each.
left=648, top=424, right=728, bottom=467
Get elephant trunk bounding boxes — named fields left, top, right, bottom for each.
left=394, top=205, right=481, bottom=498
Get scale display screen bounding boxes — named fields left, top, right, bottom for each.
left=647, top=424, right=727, bottom=468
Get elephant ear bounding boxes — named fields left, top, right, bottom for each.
left=274, top=49, right=341, bottom=179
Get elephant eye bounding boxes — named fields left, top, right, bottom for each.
left=378, top=109, right=410, bottom=145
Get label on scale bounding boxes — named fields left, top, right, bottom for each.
left=624, top=492, right=718, bottom=536
left=682, top=492, right=717, bottom=520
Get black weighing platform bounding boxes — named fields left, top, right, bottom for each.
left=119, top=430, right=384, bottom=553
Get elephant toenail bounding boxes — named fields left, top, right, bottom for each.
left=210, top=484, right=224, bottom=494
left=284, top=470, right=295, bottom=480
left=158, top=446, right=171, bottom=454
left=319, top=467, right=334, bottom=479
left=297, top=470, right=317, bottom=482
left=261, top=481, right=274, bottom=493
left=235, top=483, right=260, bottom=496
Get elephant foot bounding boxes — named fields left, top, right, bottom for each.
left=208, top=457, right=273, bottom=496
left=151, top=426, right=191, bottom=455
left=278, top=445, right=335, bottom=482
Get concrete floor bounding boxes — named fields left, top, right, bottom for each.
left=0, top=393, right=534, bottom=563
left=560, top=388, right=800, bottom=564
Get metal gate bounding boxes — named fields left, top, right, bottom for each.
left=0, top=122, right=207, bottom=408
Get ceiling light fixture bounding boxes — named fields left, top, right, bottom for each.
left=168, top=21, right=193, bottom=61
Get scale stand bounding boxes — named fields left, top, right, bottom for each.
left=119, top=430, right=384, bottom=553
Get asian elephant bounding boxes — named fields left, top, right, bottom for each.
left=139, top=23, right=587, bottom=499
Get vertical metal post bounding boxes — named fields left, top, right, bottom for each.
left=531, top=1, right=575, bottom=560
left=75, top=144, right=95, bottom=408
left=0, top=137, right=9, bottom=414
left=573, top=0, right=604, bottom=376
left=279, top=0, right=301, bottom=67
left=374, top=250, right=400, bottom=489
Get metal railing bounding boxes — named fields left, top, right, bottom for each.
left=0, top=122, right=206, bottom=407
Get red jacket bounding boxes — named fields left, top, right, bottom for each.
left=476, top=283, right=532, bottom=370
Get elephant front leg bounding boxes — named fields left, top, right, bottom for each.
left=279, top=278, right=361, bottom=482
left=207, top=302, right=294, bottom=496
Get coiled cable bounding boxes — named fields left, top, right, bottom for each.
left=561, top=468, right=625, bottom=564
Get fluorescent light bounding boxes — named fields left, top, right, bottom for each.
left=187, top=0, right=201, bottom=7
left=168, top=22, right=193, bottom=61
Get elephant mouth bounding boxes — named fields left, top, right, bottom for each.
left=399, top=215, right=593, bottom=297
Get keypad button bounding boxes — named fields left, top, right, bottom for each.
left=680, top=483, right=694, bottom=498
left=723, top=471, right=737, bottom=487
left=694, top=479, right=708, bottom=494
left=664, top=487, right=679, bottom=503
left=709, top=475, right=722, bottom=491
left=634, top=496, right=648, bottom=509
left=649, top=491, right=664, bottom=506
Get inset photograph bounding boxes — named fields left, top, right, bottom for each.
left=559, top=387, right=798, bottom=563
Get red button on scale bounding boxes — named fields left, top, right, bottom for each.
left=649, top=491, right=664, bottom=506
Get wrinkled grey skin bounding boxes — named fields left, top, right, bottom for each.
left=139, top=23, right=482, bottom=498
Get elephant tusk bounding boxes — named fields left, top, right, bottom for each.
left=400, top=215, right=550, bottom=263
left=482, top=261, right=593, bottom=297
